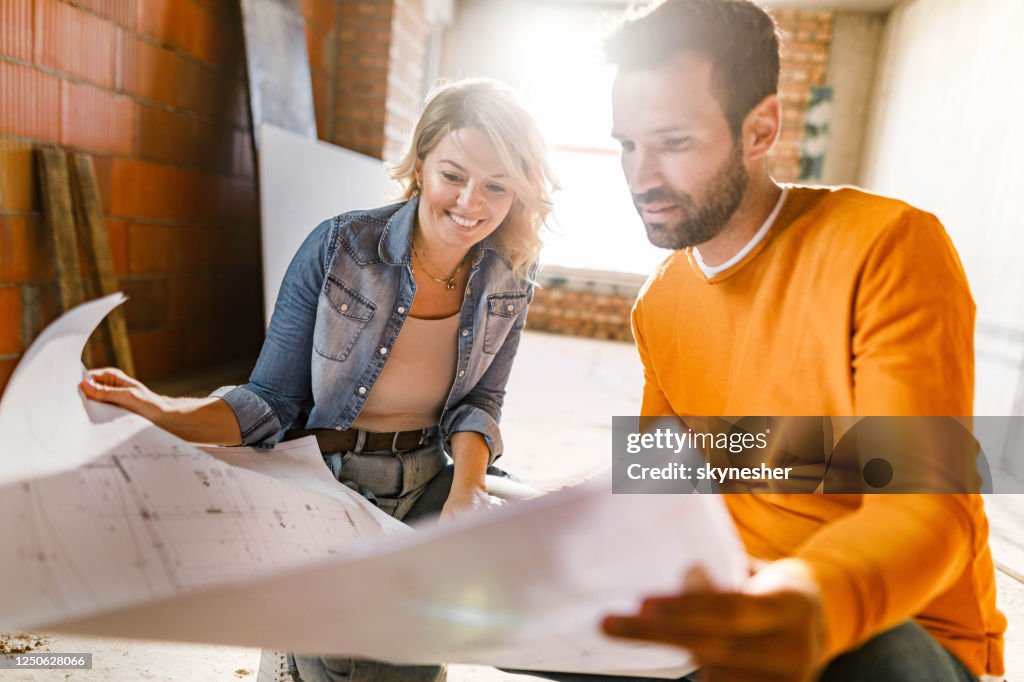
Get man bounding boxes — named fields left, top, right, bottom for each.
left=597, top=1, right=1005, bottom=681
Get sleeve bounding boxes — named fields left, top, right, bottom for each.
left=439, top=269, right=536, bottom=465
left=631, top=294, right=676, bottom=417
left=795, top=208, right=979, bottom=661
left=214, top=219, right=335, bottom=448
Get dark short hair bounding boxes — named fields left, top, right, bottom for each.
left=605, top=0, right=781, bottom=136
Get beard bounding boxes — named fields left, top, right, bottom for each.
left=634, top=144, right=748, bottom=250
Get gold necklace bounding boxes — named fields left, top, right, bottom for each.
left=412, top=242, right=466, bottom=291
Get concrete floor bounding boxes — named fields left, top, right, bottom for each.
left=3, top=331, right=1021, bottom=680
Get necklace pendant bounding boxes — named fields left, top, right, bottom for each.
left=446, top=278, right=456, bottom=291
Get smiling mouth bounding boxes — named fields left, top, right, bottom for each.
left=447, top=211, right=483, bottom=228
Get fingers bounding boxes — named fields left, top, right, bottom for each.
left=621, top=592, right=810, bottom=635
left=80, top=376, right=138, bottom=409
left=84, top=367, right=140, bottom=389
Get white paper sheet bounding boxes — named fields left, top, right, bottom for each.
left=0, top=296, right=748, bottom=678
left=0, top=293, right=167, bottom=486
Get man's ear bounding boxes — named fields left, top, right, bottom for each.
left=742, top=94, right=781, bottom=162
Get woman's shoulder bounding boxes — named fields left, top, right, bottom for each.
left=327, top=200, right=409, bottom=264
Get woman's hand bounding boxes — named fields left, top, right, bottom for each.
left=80, top=367, right=171, bottom=423
left=80, top=368, right=243, bottom=445
left=440, top=484, right=505, bottom=522
left=443, top=431, right=503, bottom=522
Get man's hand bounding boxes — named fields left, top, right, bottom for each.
left=602, top=560, right=825, bottom=682
left=440, top=484, right=504, bottom=522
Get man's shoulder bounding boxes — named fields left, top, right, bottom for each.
left=786, top=184, right=942, bottom=243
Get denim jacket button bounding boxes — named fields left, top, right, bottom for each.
left=397, top=306, right=406, bottom=314
left=506, top=304, right=514, bottom=312
left=340, top=303, right=349, bottom=312
left=358, top=386, right=367, bottom=395
left=379, top=347, right=388, bottom=355
left=334, top=426, right=343, bottom=431
left=458, top=370, right=465, bottom=377
left=462, top=329, right=469, bottom=336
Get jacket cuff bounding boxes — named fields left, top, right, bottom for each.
left=211, top=385, right=282, bottom=449
left=442, top=404, right=504, bottom=464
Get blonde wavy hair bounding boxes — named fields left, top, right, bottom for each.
left=387, top=78, right=558, bottom=278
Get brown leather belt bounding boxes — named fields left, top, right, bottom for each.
left=282, top=427, right=427, bottom=454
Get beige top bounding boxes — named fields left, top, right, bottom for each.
left=351, top=312, right=460, bottom=432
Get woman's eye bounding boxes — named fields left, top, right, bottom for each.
left=486, top=184, right=506, bottom=194
left=441, top=172, right=463, bottom=182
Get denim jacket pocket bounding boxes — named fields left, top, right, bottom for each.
left=483, top=292, right=527, bottom=354
left=313, top=274, right=376, bottom=362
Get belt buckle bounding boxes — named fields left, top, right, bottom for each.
left=391, top=429, right=427, bottom=455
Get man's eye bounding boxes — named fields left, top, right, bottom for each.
left=663, top=137, right=692, bottom=150
left=619, top=141, right=635, bottom=153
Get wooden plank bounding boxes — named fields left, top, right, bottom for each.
left=36, top=148, right=83, bottom=311
left=37, top=147, right=92, bottom=366
left=70, top=153, right=135, bottom=375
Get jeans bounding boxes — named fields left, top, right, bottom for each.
left=513, top=621, right=979, bottom=682
left=290, top=435, right=537, bottom=681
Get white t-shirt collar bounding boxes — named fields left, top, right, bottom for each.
left=694, top=186, right=789, bottom=278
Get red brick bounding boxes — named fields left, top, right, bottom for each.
left=183, top=318, right=232, bottom=367
left=0, top=138, right=37, bottom=212
left=76, top=0, right=136, bottom=28
left=106, top=219, right=129, bottom=277
left=174, top=58, right=226, bottom=118
left=60, top=81, right=134, bottom=155
left=130, top=326, right=184, bottom=380
left=120, top=33, right=178, bottom=105
left=135, top=103, right=191, bottom=165
left=0, top=356, right=17, bottom=395
left=0, top=0, right=33, bottom=61
left=0, top=215, right=53, bottom=282
left=305, top=24, right=327, bottom=71
left=35, top=0, right=116, bottom=88
left=166, top=274, right=211, bottom=324
left=109, top=158, right=191, bottom=220
left=139, top=0, right=225, bottom=66
left=128, top=223, right=187, bottom=274
left=0, top=61, right=62, bottom=142
left=300, top=0, right=335, bottom=30
left=122, top=277, right=170, bottom=330
left=0, top=287, right=22, bottom=355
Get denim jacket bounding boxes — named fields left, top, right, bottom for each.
left=216, top=197, right=535, bottom=462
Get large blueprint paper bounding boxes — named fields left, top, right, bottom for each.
left=51, top=478, right=745, bottom=677
left=0, top=296, right=748, bottom=678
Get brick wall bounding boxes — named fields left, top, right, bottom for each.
left=770, top=9, right=834, bottom=182
left=321, top=0, right=431, bottom=160
left=0, top=0, right=263, bottom=392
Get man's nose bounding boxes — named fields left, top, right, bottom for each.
left=626, top=149, right=662, bottom=196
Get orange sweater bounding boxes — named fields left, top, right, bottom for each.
left=631, top=186, right=1005, bottom=675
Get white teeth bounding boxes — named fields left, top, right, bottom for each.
left=448, top=212, right=480, bottom=228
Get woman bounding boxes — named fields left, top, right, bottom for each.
left=83, top=77, right=555, bottom=516
left=81, top=78, right=557, bottom=681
